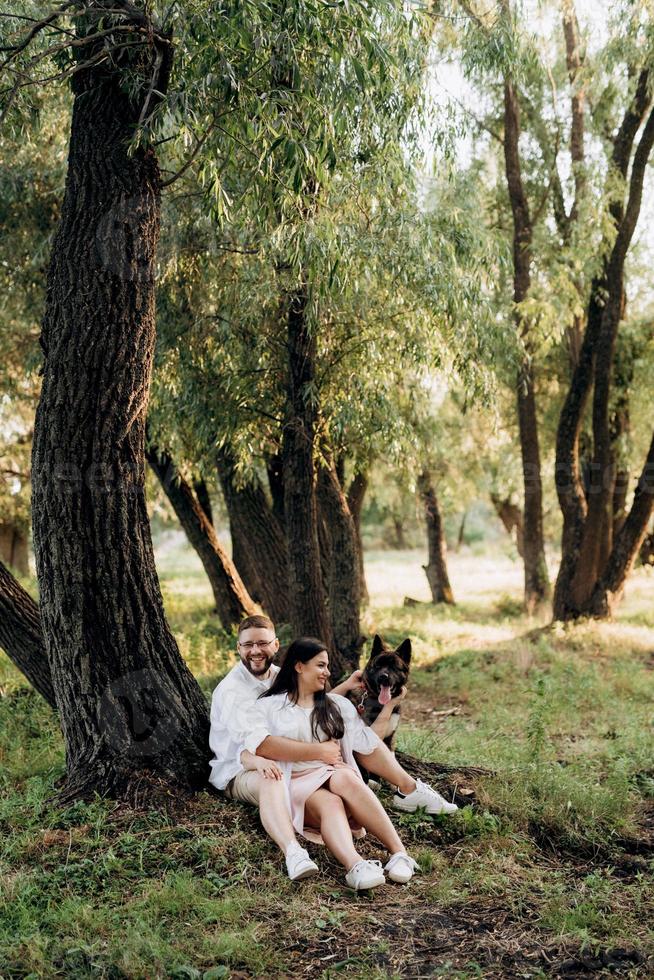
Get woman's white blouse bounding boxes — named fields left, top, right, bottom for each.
left=244, top=692, right=382, bottom=771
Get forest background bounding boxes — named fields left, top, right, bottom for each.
left=1, top=0, right=653, bottom=977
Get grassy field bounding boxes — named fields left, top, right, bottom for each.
left=1, top=541, right=653, bottom=978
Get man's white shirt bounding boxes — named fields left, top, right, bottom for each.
left=208, top=660, right=280, bottom=790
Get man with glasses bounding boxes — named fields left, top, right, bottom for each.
left=209, top=615, right=456, bottom=882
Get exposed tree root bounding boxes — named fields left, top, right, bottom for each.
left=394, top=750, right=493, bottom=806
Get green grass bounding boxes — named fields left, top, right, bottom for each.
left=1, top=544, right=653, bottom=977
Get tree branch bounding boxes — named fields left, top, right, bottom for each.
left=613, top=105, right=654, bottom=267
left=0, top=1, right=82, bottom=57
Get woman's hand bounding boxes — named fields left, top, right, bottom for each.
left=330, top=669, right=364, bottom=697
left=253, top=756, right=283, bottom=780
left=345, top=669, right=365, bottom=693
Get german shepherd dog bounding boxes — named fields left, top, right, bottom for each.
left=351, top=634, right=411, bottom=758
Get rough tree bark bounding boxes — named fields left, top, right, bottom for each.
left=281, top=288, right=334, bottom=649
left=418, top=472, right=455, bottom=605
left=502, top=68, right=550, bottom=611
left=216, top=447, right=291, bottom=623
left=193, top=478, right=214, bottom=527
left=316, top=460, right=363, bottom=674
left=146, top=445, right=256, bottom=628
left=266, top=452, right=286, bottom=529
left=586, top=432, right=654, bottom=617
left=0, top=559, right=55, bottom=708
left=609, top=330, right=634, bottom=540
left=346, top=470, right=369, bottom=605
left=30, top=7, right=209, bottom=799
left=553, top=70, right=654, bottom=619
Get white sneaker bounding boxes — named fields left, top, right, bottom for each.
left=345, top=859, right=385, bottom=891
left=285, top=843, right=319, bottom=881
left=392, top=778, right=459, bottom=815
left=384, top=851, right=419, bottom=883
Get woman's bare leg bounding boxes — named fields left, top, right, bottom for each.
left=328, top=769, right=404, bottom=854
left=354, top=744, right=416, bottom=795
left=258, top=777, right=297, bottom=853
left=304, top=788, right=361, bottom=870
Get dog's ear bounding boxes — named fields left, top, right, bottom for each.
left=370, top=634, right=385, bottom=658
left=395, top=638, right=411, bottom=665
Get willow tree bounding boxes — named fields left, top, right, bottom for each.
left=439, top=0, right=654, bottom=618
left=551, top=8, right=654, bottom=619
left=1, top=1, right=211, bottom=797
left=144, top=0, right=437, bottom=673
left=443, top=0, right=552, bottom=610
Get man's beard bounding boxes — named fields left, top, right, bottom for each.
left=243, top=653, right=274, bottom=677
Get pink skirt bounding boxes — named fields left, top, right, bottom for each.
left=289, top=764, right=366, bottom=844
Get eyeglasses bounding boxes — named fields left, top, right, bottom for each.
left=238, top=638, right=277, bottom=652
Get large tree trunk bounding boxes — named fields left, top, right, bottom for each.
left=418, top=472, right=455, bottom=605
left=282, top=289, right=334, bottom=649
left=610, top=330, right=633, bottom=540
left=503, top=70, right=550, bottom=611
left=553, top=75, right=654, bottom=619
left=316, top=461, right=363, bottom=674
left=147, top=445, right=256, bottom=628
left=30, top=14, right=209, bottom=800
left=552, top=285, right=603, bottom=619
left=266, top=452, right=286, bottom=529
left=216, top=448, right=291, bottom=623
left=0, top=522, right=29, bottom=577
left=585, top=431, right=654, bottom=617
left=0, top=559, right=55, bottom=708
left=347, top=470, right=370, bottom=605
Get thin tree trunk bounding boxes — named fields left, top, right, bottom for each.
left=0, top=523, right=30, bottom=577
left=193, top=478, right=214, bottom=527
left=347, top=470, right=369, bottom=605
left=317, top=504, right=334, bottom=604
left=490, top=494, right=524, bottom=557
left=418, top=472, right=455, bottom=605
left=282, top=288, right=334, bottom=649
left=216, top=448, right=291, bottom=623
left=502, top=68, right=550, bottom=610
left=639, top=527, right=654, bottom=566
left=0, top=559, right=55, bottom=708
left=31, top=14, right=209, bottom=800
left=316, top=460, right=363, bottom=673
left=456, top=511, right=467, bottom=552
left=147, top=445, right=256, bottom=628
left=392, top=517, right=407, bottom=549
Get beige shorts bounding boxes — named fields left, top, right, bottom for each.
left=225, top=770, right=262, bottom=806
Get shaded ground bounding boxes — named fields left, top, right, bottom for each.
left=29, top=788, right=649, bottom=980
left=2, top=548, right=653, bottom=978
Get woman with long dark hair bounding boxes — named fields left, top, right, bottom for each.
left=244, top=637, right=418, bottom=890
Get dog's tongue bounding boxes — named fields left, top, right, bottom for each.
left=378, top=685, right=392, bottom=706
